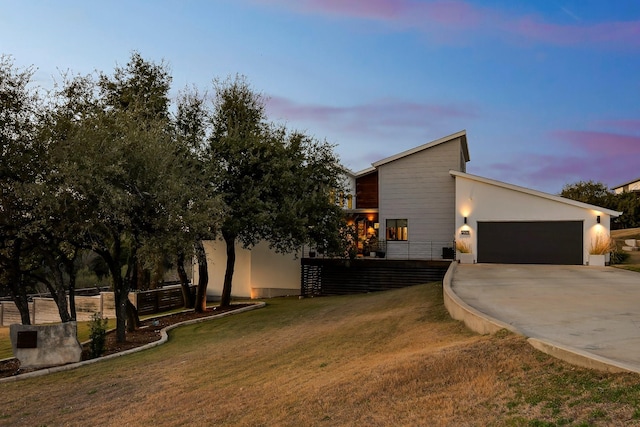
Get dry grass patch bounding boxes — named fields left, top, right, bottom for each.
left=612, top=227, right=640, bottom=272
left=611, top=227, right=640, bottom=241
left=2, top=284, right=640, bottom=426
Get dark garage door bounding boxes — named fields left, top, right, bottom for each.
left=477, top=221, right=583, bottom=265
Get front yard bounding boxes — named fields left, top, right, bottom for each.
left=3, top=283, right=640, bottom=426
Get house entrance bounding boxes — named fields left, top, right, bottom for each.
left=352, top=214, right=380, bottom=257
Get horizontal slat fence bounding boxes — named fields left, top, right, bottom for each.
left=301, top=258, right=451, bottom=297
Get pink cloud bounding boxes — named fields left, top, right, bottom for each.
left=476, top=129, right=640, bottom=193
left=595, top=119, right=640, bottom=133
left=477, top=152, right=631, bottom=194
left=266, top=95, right=478, bottom=132
left=253, top=0, right=488, bottom=28
left=552, top=130, right=640, bottom=157
left=304, top=0, right=407, bottom=21
left=249, top=0, right=640, bottom=48
left=508, top=18, right=640, bottom=47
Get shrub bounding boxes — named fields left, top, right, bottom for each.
left=610, top=248, right=630, bottom=265
left=456, top=240, right=471, bottom=253
left=89, top=312, right=109, bottom=358
left=589, top=234, right=615, bottom=255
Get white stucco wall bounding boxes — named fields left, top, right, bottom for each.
left=194, top=240, right=300, bottom=300
left=454, top=174, right=615, bottom=265
left=249, top=241, right=300, bottom=298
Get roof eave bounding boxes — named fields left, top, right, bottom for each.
left=372, top=130, right=468, bottom=168
left=450, top=170, right=623, bottom=217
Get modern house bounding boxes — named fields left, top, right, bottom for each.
left=196, top=130, right=621, bottom=300
left=612, top=177, right=640, bottom=195
left=342, top=130, right=469, bottom=260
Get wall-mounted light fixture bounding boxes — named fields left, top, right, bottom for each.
left=464, top=216, right=467, bottom=224
left=597, top=215, right=601, bottom=224
left=374, top=222, right=379, bottom=229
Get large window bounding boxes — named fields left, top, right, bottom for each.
left=386, top=219, right=408, bottom=241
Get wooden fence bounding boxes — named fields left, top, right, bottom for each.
left=0, top=285, right=194, bottom=326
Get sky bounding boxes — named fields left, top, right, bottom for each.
left=1, top=0, right=639, bottom=194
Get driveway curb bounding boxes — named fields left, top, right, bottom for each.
left=0, top=302, right=266, bottom=383
left=443, top=263, right=638, bottom=374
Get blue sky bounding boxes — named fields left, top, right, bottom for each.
left=2, top=0, right=639, bottom=193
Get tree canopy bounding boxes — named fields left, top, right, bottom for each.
left=0, top=53, right=348, bottom=342
left=560, top=180, right=640, bottom=229
left=207, top=76, right=347, bottom=307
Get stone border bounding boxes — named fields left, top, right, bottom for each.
left=0, top=302, right=266, bottom=383
left=442, top=262, right=640, bottom=374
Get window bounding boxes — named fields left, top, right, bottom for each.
left=386, top=219, right=408, bottom=241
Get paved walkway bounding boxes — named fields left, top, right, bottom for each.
left=447, top=264, right=640, bottom=373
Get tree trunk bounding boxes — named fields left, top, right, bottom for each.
left=98, top=236, right=129, bottom=343
left=113, top=276, right=128, bottom=342
left=46, top=257, right=73, bottom=323
left=125, top=244, right=140, bottom=333
left=7, top=240, right=31, bottom=324
left=126, top=299, right=140, bottom=331
left=68, top=268, right=77, bottom=321
left=220, top=230, right=236, bottom=308
left=194, top=240, right=208, bottom=312
left=177, top=251, right=194, bottom=309
left=8, top=278, right=31, bottom=325
left=42, top=272, right=72, bottom=323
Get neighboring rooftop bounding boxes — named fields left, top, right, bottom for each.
left=612, top=177, right=640, bottom=194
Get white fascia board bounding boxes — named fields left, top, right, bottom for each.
left=352, top=166, right=377, bottom=177
left=372, top=130, right=467, bottom=168
left=450, top=170, right=623, bottom=217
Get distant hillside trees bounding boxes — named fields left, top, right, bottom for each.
left=560, top=180, right=639, bottom=229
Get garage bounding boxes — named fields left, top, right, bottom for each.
left=452, top=170, right=622, bottom=266
left=477, top=221, right=583, bottom=264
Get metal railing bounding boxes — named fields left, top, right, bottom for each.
left=302, top=240, right=455, bottom=261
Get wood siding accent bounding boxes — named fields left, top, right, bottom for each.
left=378, top=137, right=466, bottom=249
left=301, top=258, right=450, bottom=296
left=356, top=171, right=378, bottom=209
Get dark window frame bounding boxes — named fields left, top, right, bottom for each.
left=386, top=219, right=408, bottom=241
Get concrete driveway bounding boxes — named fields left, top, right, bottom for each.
left=446, top=263, right=640, bottom=373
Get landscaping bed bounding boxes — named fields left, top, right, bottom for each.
left=0, top=305, right=249, bottom=379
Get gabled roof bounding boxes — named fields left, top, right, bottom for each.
left=612, top=177, right=640, bottom=190
left=372, top=130, right=469, bottom=168
left=450, top=170, right=622, bottom=217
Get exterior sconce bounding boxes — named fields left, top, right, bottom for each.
left=374, top=222, right=379, bottom=229
left=464, top=217, right=467, bottom=224
left=597, top=215, right=601, bottom=224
